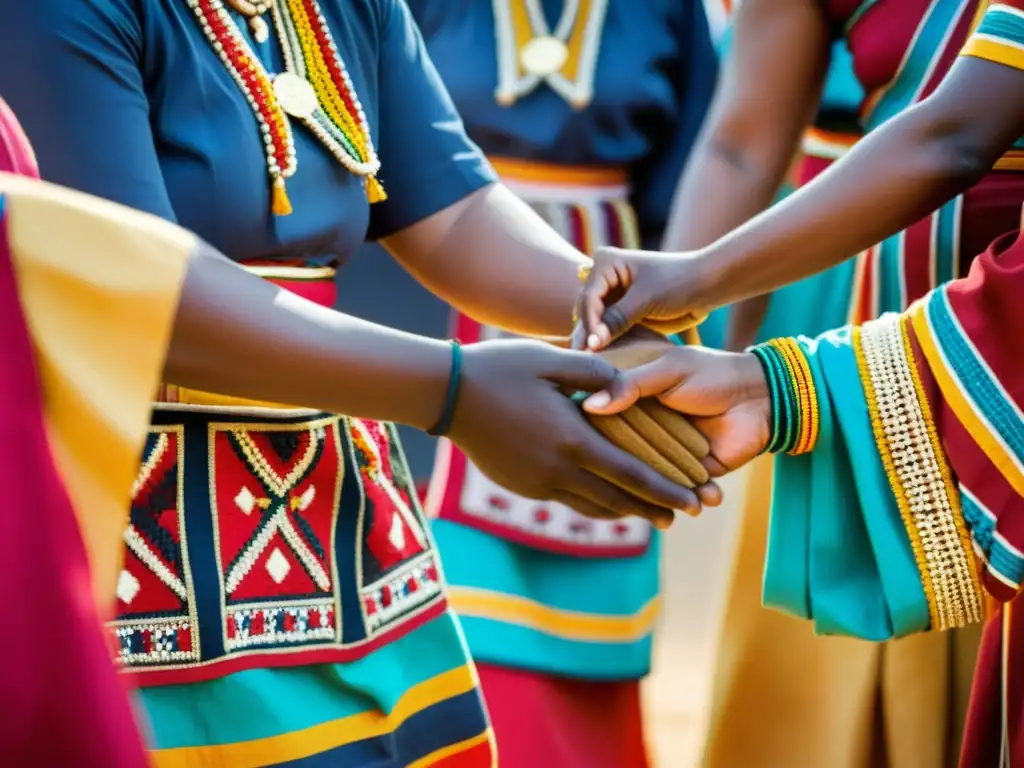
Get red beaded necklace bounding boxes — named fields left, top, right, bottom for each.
left=187, top=0, right=385, bottom=216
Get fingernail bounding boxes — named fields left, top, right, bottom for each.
left=587, top=333, right=601, bottom=350
left=583, top=391, right=610, bottom=410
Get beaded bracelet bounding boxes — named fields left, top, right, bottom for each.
left=749, top=338, right=819, bottom=455
left=774, top=338, right=819, bottom=454
left=428, top=340, right=463, bottom=437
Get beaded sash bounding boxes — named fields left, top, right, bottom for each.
left=854, top=313, right=984, bottom=630
left=426, top=158, right=653, bottom=558
left=110, top=266, right=446, bottom=685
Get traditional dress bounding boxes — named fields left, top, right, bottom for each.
left=0, top=102, right=191, bottom=765
left=412, top=1, right=717, bottom=763
left=703, top=4, right=1024, bottom=765
left=763, top=197, right=1024, bottom=765
left=0, top=1, right=498, bottom=765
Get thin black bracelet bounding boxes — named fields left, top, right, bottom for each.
left=427, top=340, right=463, bottom=437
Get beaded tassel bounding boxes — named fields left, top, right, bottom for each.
left=189, top=0, right=298, bottom=214
left=187, top=0, right=384, bottom=216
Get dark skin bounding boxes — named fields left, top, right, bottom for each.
left=168, top=239, right=709, bottom=528
left=660, top=0, right=830, bottom=350
left=576, top=56, right=1024, bottom=353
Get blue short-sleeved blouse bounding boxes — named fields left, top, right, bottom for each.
left=408, top=0, right=717, bottom=245
left=0, top=0, right=496, bottom=264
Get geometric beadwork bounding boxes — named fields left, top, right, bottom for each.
left=111, top=426, right=199, bottom=667
left=446, top=446, right=652, bottom=557
left=352, top=418, right=429, bottom=582
left=351, top=418, right=445, bottom=634
left=211, top=416, right=343, bottom=646
left=110, top=411, right=447, bottom=684
left=363, top=553, right=443, bottom=633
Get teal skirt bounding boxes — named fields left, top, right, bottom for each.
left=137, top=611, right=493, bottom=767
left=432, top=520, right=660, bottom=681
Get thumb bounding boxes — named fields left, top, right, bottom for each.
left=582, top=352, right=693, bottom=415
left=597, top=281, right=661, bottom=348
left=537, top=348, right=619, bottom=392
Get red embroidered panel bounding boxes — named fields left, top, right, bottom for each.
left=210, top=416, right=344, bottom=652
left=112, top=427, right=198, bottom=666
left=110, top=411, right=448, bottom=685
left=351, top=419, right=443, bottom=635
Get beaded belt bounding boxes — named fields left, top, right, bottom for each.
left=111, top=264, right=447, bottom=685
left=427, top=157, right=653, bottom=558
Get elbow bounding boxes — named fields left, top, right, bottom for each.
left=703, top=109, right=795, bottom=181
left=943, top=137, right=997, bottom=189
left=917, top=107, right=1003, bottom=190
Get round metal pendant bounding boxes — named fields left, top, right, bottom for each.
left=274, top=72, right=318, bottom=119
left=519, top=36, right=569, bottom=76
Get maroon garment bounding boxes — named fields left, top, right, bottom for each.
left=475, top=662, right=649, bottom=768
left=902, top=228, right=1024, bottom=766
left=0, top=97, right=148, bottom=766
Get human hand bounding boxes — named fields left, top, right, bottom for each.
left=584, top=328, right=724, bottom=511
left=574, top=248, right=716, bottom=351
left=582, top=346, right=771, bottom=474
left=449, top=339, right=705, bottom=527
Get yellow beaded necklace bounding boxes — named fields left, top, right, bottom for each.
left=188, top=0, right=385, bottom=216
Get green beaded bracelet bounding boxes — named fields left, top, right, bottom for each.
left=428, top=340, right=463, bottom=437
left=750, top=346, right=782, bottom=453
left=775, top=345, right=801, bottom=454
left=751, top=343, right=802, bottom=455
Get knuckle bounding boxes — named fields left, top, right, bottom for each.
left=534, top=461, right=563, bottom=494
left=616, top=464, right=653, bottom=494
left=603, top=305, right=629, bottom=335
left=557, top=433, right=587, bottom=462
left=585, top=355, right=614, bottom=381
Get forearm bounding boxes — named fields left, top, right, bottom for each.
left=661, top=134, right=796, bottom=253
left=386, top=184, right=586, bottom=337
left=165, top=243, right=451, bottom=431
left=701, top=100, right=993, bottom=309
left=661, top=129, right=801, bottom=349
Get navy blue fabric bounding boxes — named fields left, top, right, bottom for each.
left=0, top=0, right=495, bottom=261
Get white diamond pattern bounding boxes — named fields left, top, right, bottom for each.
left=117, top=569, right=141, bottom=605
left=235, top=486, right=257, bottom=515
left=266, top=547, right=291, bottom=584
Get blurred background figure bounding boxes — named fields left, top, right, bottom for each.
left=657, top=0, right=1024, bottom=766
left=386, top=0, right=717, bottom=764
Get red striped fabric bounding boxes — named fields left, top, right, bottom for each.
left=906, top=229, right=1024, bottom=766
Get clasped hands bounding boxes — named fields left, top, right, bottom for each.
left=448, top=247, right=773, bottom=531
left=572, top=247, right=773, bottom=521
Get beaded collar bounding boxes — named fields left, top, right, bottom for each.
left=492, top=0, right=610, bottom=108
left=186, top=0, right=385, bottom=216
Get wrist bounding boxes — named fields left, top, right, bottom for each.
left=748, top=339, right=819, bottom=455
left=678, top=249, right=727, bottom=316
left=426, top=341, right=462, bottom=436
left=388, top=337, right=458, bottom=432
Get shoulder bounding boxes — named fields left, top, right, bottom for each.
left=7, top=0, right=141, bottom=27
left=1, top=0, right=144, bottom=48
